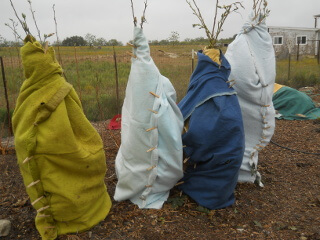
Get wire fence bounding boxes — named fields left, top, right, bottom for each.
left=0, top=45, right=197, bottom=137
left=1, top=44, right=320, bottom=138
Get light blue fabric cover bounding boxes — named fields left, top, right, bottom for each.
left=114, top=27, right=184, bottom=209
left=225, top=12, right=276, bottom=185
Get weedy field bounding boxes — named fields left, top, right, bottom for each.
left=0, top=45, right=320, bottom=126
left=0, top=45, right=320, bottom=240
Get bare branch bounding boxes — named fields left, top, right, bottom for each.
left=186, top=0, right=212, bottom=46
left=252, top=0, right=270, bottom=24
left=211, top=0, right=219, bottom=40
left=186, top=0, right=243, bottom=49
left=9, top=0, right=31, bottom=36
left=130, top=0, right=137, bottom=26
left=28, top=0, right=42, bottom=43
left=10, top=19, right=23, bottom=42
left=9, top=0, right=26, bottom=33
left=43, top=33, right=55, bottom=43
left=140, top=0, right=148, bottom=28
left=52, top=4, right=63, bottom=66
left=4, top=21, right=23, bottom=41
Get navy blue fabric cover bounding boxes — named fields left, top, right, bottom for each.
left=178, top=51, right=245, bottom=210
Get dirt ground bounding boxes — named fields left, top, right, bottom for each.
left=1, top=118, right=320, bottom=240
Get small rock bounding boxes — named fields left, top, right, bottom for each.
left=0, top=219, right=11, bottom=237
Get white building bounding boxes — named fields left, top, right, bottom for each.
left=268, top=26, right=320, bottom=57
left=268, top=15, right=320, bottom=58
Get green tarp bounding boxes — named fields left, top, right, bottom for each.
left=273, top=86, right=320, bottom=120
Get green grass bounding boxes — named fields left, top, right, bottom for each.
left=276, top=58, right=320, bottom=89
left=0, top=45, right=319, bottom=126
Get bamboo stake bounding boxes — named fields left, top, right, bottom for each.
left=0, top=57, right=13, bottom=136
left=113, top=46, right=120, bottom=115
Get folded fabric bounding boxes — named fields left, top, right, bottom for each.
left=178, top=50, right=245, bottom=210
left=114, top=27, right=184, bottom=209
left=225, top=12, right=276, bottom=186
left=12, top=35, right=111, bottom=240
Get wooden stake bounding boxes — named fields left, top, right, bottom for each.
left=43, top=226, right=55, bottom=229
left=23, top=156, right=34, bottom=164
left=146, top=127, right=157, bottom=132
left=149, top=91, right=160, bottom=98
left=127, top=42, right=136, bottom=48
left=37, top=205, right=50, bottom=213
left=183, top=157, right=190, bottom=164
left=148, top=109, right=158, bottom=114
left=27, top=179, right=40, bottom=188
left=74, top=44, right=82, bottom=101
left=0, top=56, right=13, bottom=136
left=229, top=82, right=236, bottom=88
left=32, top=196, right=44, bottom=206
left=113, top=46, right=120, bottom=115
left=147, top=165, right=156, bottom=171
left=175, top=181, right=184, bottom=186
left=146, top=147, right=156, bottom=153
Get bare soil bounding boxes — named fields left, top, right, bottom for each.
left=1, top=119, right=320, bottom=240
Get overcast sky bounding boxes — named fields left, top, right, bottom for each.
left=0, top=0, right=319, bottom=44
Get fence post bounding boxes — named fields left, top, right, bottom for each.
left=191, top=49, right=195, bottom=73
left=74, top=44, right=82, bottom=101
left=296, top=41, right=300, bottom=61
left=288, top=51, right=291, bottom=82
left=317, top=40, right=320, bottom=65
left=113, top=46, right=120, bottom=115
left=0, top=56, right=13, bottom=136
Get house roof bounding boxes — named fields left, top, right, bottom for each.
left=268, top=26, right=320, bottom=32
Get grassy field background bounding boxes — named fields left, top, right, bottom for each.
left=0, top=45, right=320, bottom=129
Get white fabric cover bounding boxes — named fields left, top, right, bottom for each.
left=225, top=13, right=276, bottom=186
left=114, top=27, right=184, bottom=209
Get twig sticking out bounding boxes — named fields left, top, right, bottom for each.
left=252, top=0, right=270, bottom=24
left=52, top=4, right=64, bottom=66
left=52, top=5, right=60, bottom=45
left=186, top=0, right=243, bottom=49
left=107, top=129, right=120, bottom=149
left=28, top=0, right=42, bottom=43
left=5, top=19, right=23, bottom=41
left=130, top=0, right=137, bottom=26
left=9, top=0, right=32, bottom=36
left=211, top=0, right=219, bottom=39
left=140, top=0, right=148, bottom=29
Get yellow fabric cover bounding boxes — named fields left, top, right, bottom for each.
left=203, top=48, right=221, bottom=65
left=12, top=35, right=111, bottom=240
left=273, top=83, right=284, bottom=93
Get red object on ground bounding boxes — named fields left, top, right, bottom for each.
left=107, top=114, right=122, bottom=130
